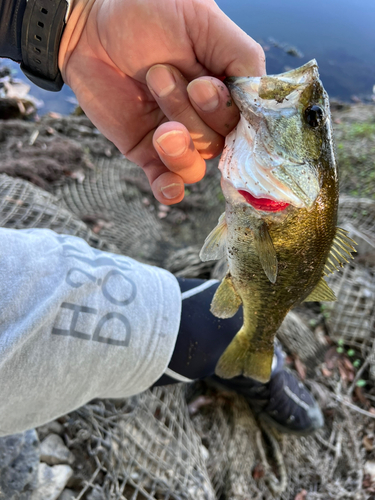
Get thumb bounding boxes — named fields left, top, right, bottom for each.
left=185, top=0, right=266, bottom=77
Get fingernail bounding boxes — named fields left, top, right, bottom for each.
left=161, top=183, right=183, bottom=200
left=156, top=130, right=188, bottom=157
left=147, top=65, right=176, bottom=98
left=187, top=79, right=219, bottom=111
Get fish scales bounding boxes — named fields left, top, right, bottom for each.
left=200, top=60, right=355, bottom=382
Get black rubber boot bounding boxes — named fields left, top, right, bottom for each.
left=210, top=345, right=324, bottom=436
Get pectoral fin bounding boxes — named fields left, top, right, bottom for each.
left=200, top=212, right=227, bottom=262
left=215, top=328, right=274, bottom=383
left=253, top=222, right=278, bottom=284
left=210, top=273, right=242, bottom=318
left=304, top=278, right=336, bottom=302
left=324, top=227, right=357, bottom=276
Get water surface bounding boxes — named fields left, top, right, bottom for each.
left=217, top=0, right=375, bottom=100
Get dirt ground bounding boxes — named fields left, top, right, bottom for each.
left=0, top=95, right=375, bottom=500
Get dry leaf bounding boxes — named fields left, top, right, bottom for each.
left=48, top=111, right=62, bottom=119
left=363, top=435, right=374, bottom=452
left=325, top=346, right=340, bottom=370
left=354, top=386, right=369, bottom=407
left=321, top=366, right=333, bottom=378
left=338, top=358, right=354, bottom=383
left=252, top=463, right=265, bottom=480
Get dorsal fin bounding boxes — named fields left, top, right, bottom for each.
left=304, top=278, right=336, bottom=302
left=253, top=222, right=278, bottom=284
left=200, top=213, right=227, bottom=262
left=323, top=227, right=357, bottom=277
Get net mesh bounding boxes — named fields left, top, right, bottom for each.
left=0, top=113, right=374, bottom=499
left=0, top=173, right=119, bottom=253
left=327, top=197, right=375, bottom=357
left=68, top=387, right=215, bottom=500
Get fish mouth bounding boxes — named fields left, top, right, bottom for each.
left=219, top=114, right=321, bottom=210
left=238, top=190, right=290, bottom=212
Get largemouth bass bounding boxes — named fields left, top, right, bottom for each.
left=200, top=60, right=356, bottom=383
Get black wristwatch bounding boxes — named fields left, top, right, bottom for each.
left=20, top=0, right=72, bottom=92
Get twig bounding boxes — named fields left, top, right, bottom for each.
left=330, top=427, right=343, bottom=473
left=255, top=429, right=269, bottom=471
left=315, top=432, right=337, bottom=452
left=341, top=405, right=364, bottom=493
left=333, top=393, right=375, bottom=418
left=257, top=421, right=287, bottom=495
left=28, top=129, right=39, bottom=146
left=347, top=356, right=371, bottom=396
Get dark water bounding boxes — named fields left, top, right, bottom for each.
left=3, top=0, right=375, bottom=114
left=217, top=0, right=375, bottom=101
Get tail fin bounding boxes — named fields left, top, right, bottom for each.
left=215, top=329, right=274, bottom=383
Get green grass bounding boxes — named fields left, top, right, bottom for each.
left=347, top=122, right=375, bottom=139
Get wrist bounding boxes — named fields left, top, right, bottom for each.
left=58, top=0, right=97, bottom=86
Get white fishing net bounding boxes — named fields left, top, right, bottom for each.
left=327, top=197, right=375, bottom=356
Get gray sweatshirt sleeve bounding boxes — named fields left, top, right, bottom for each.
left=0, top=228, right=181, bottom=436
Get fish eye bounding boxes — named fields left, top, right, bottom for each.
left=304, top=105, right=324, bottom=128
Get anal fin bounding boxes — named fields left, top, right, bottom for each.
left=304, top=277, right=336, bottom=302
left=210, top=273, right=242, bottom=318
left=253, top=222, right=278, bottom=284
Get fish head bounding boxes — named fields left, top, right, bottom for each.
left=220, top=60, right=336, bottom=213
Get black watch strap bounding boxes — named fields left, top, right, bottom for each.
left=20, top=0, right=69, bottom=92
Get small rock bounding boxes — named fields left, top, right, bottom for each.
left=30, top=463, right=73, bottom=500
left=158, top=204, right=170, bottom=213
left=87, top=487, right=106, bottom=500
left=200, top=444, right=209, bottom=462
left=0, top=429, right=40, bottom=499
left=364, top=460, right=375, bottom=481
left=57, top=488, right=77, bottom=500
left=37, top=421, right=64, bottom=440
left=40, top=434, right=75, bottom=465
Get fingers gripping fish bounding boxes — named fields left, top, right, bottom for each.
left=200, top=60, right=356, bottom=383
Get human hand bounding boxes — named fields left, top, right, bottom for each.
left=59, top=0, right=265, bottom=204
